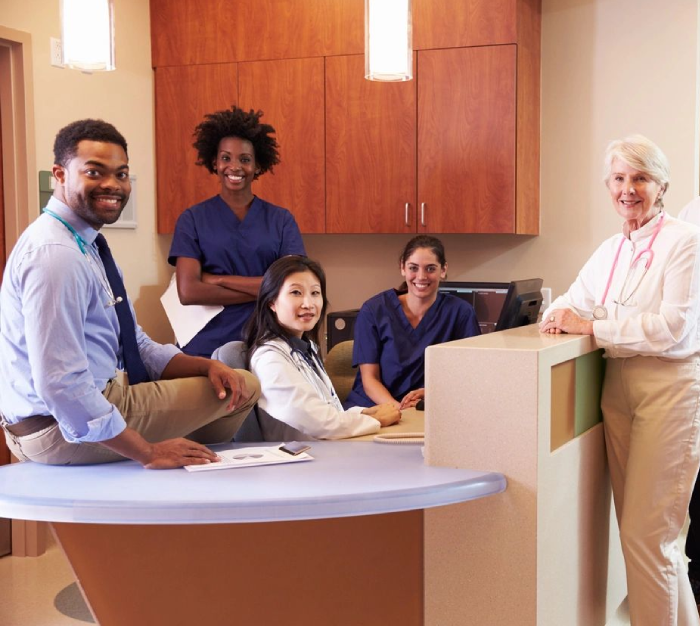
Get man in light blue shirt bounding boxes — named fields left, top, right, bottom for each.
left=0, top=119, right=260, bottom=469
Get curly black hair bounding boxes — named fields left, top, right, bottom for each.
left=193, top=106, right=280, bottom=178
left=53, top=119, right=128, bottom=166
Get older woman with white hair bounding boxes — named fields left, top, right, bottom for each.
left=541, top=135, right=700, bottom=625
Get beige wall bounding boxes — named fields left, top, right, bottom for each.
left=0, top=0, right=173, bottom=342
left=1, top=0, right=698, bottom=341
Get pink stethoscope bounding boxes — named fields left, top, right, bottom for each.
left=592, top=212, right=665, bottom=320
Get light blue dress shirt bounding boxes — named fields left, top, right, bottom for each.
left=0, top=198, right=180, bottom=443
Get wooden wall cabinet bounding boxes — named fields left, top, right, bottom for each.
left=413, top=0, right=518, bottom=50
left=155, top=59, right=325, bottom=234
left=238, top=58, right=326, bottom=234
left=150, top=0, right=540, bottom=235
left=154, top=64, right=238, bottom=234
left=326, top=55, right=417, bottom=234
left=417, top=46, right=516, bottom=234
left=326, top=46, right=523, bottom=235
left=150, top=0, right=364, bottom=67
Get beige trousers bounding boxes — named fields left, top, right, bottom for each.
left=3, top=371, right=260, bottom=465
left=602, top=356, right=700, bottom=626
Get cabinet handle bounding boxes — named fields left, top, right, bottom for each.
left=405, top=203, right=410, bottom=226
left=420, top=203, right=426, bottom=227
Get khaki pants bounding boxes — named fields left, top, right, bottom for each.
left=603, top=356, right=700, bottom=626
left=3, top=371, right=260, bottom=465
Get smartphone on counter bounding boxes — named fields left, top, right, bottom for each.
left=280, top=442, right=311, bottom=456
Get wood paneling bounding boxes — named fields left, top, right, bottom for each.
left=417, top=46, right=516, bottom=233
left=150, top=0, right=540, bottom=236
left=516, top=0, right=542, bottom=235
left=322, top=0, right=363, bottom=57
left=150, top=0, right=229, bottom=67
left=150, top=0, right=364, bottom=67
left=155, top=64, right=238, bottom=234
left=413, top=0, right=518, bottom=50
left=326, top=55, right=416, bottom=234
left=238, top=58, right=326, bottom=233
left=54, top=512, right=423, bottom=625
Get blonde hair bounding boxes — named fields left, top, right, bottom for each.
left=603, top=134, right=670, bottom=208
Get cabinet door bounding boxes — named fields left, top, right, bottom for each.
left=155, top=64, right=238, bottom=234
left=326, top=55, right=416, bottom=234
left=413, top=0, right=517, bottom=50
left=151, top=0, right=363, bottom=67
left=417, top=46, right=516, bottom=234
left=238, top=58, right=325, bottom=233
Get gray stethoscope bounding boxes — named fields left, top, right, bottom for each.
left=42, top=208, right=123, bottom=307
left=287, top=338, right=342, bottom=408
left=592, top=212, right=665, bottom=320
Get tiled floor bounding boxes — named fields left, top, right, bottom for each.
left=0, top=532, right=93, bottom=626
left=0, top=522, right=690, bottom=626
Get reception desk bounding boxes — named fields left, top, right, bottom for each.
left=0, top=441, right=504, bottom=625
left=1, top=324, right=625, bottom=625
left=423, top=324, right=626, bottom=626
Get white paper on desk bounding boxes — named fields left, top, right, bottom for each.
left=160, top=275, right=224, bottom=348
left=184, top=445, right=313, bottom=472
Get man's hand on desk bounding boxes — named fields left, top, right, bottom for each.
left=100, top=427, right=219, bottom=469
left=362, top=403, right=402, bottom=428
left=143, top=439, right=219, bottom=469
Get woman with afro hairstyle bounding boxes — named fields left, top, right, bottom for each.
left=168, top=106, right=306, bottom=357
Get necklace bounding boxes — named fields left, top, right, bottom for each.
left=43, top=209, right=123, bottom=307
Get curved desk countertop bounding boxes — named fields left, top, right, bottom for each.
left=0, top=441, right=505, bottom=626
left=0, top=441, right=505, bottom=524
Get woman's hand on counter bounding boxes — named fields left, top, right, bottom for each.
left=362, top=403, right=402, bottom=427
left=399, top=388, right=425, bottom=410
left=539, top=308, right=594, bottom=336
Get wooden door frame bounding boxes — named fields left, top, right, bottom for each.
left=0, top=27, right=36, bottom=249
left=0, top=26, right=44, bottom=558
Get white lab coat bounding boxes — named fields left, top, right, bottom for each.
left=250, top=337, right=381, bottom=441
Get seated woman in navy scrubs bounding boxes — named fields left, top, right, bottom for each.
left=345, top=236, right=480, bottom=409
left=168, top=106, right=306, bottom=357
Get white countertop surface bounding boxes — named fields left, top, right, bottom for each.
left=0, top=441, right=506, bottom=525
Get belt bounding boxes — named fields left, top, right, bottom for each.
left=3, top=415, right=57, bottom=437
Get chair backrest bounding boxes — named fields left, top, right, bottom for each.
left=211, top=341, right=247, bottom=369
left=324, top=340, right=355, bottom=404
left=211, top=341, right=263, bottom=442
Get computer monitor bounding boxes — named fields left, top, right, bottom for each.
left=438, top=282, right=509, bottom=333
left=495, top=278, right=544, bottom=331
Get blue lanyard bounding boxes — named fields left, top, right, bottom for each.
left=42, top=208, right=121, bottom=307
left=42, top=208, right=89, bottom=255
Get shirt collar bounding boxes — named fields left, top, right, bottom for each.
left=629, top=211, right=664, bottom=243
left=45, top=197, right=100, bottom=245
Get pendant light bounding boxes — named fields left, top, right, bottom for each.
left=365, top=0, right=413, bottom=82
left=61, top=0, right=115, bottom=71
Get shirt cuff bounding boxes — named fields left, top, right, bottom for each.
left=59, top=407, right=127, bottom=444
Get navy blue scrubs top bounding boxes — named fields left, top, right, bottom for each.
left=168, top=195, right=305, bottom=357
left=345, top=289, right=480, bottom=407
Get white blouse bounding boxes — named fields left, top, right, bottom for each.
left=544, top=213, right=700, bottom=359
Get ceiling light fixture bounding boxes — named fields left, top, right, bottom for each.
left=365, top=0, right=412, bottom=82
